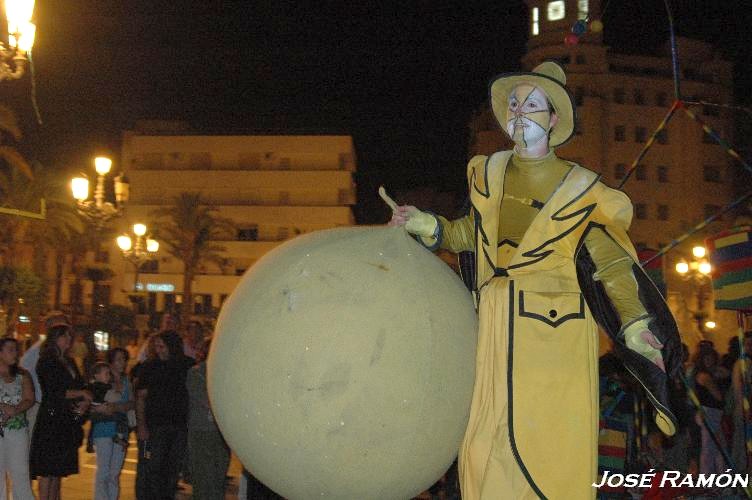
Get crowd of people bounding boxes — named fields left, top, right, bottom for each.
left=0, top=311, right=240, bottom=500
left=2, top=307, right=751, bottom=499
left=597, top=333, right=752, bottom=497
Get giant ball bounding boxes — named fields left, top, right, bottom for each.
left=208, top=226, right=477, bottom=499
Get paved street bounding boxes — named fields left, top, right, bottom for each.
left=32, top=429, right=244, bottom=499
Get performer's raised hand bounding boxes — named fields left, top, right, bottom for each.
left=379, top=186, right=438, bottom=238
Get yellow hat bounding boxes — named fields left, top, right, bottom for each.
left=490, top=61, right=576, bottom=148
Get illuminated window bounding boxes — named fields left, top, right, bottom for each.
left=547, top=1, right=565, bottom=21
left=532, top=7, right=540, bottom=35
left=578, top=0, right=588, bottom=20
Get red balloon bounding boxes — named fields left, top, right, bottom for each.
left=564, top=33, right=580, bottom=46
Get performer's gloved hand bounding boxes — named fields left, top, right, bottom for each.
left=388, top=205, right=438, bottom=238
left=623, top=318, right=665, bottom=372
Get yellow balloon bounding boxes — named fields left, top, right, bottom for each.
left=591, top=19, right=604, bottom=33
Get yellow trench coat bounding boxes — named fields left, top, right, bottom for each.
left=440, top=152, right=642, bottom=499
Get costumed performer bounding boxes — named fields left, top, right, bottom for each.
left=388, top=61, right=682, bottom=499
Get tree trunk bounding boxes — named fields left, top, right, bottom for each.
left=53, top=250, right=65, bottom=310
left=181, top=269, right=194, bottom=331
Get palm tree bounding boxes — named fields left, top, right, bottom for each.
left=0, top=104, right=32, bottom=180
left=150, top=192, right=235, bottom=328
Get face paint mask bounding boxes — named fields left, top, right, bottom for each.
left=505, top=85, right=553, bottom=149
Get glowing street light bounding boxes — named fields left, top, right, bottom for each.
left=70, top=156, right=129, bottom=229
left=675, top=244, right=716, bottom=335
left=1, top=0, right=36, bottom=81
left=117, top=223, right=159, bottom=293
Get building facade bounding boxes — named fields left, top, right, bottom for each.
left=471, top=0, right=741, bottom=349
left=87, top=123, right=357, bottom=326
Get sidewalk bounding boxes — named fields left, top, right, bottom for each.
left=34, top=433, right=244, bottom=499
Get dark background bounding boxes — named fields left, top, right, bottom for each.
left=3, top=0, right=750, bottom=223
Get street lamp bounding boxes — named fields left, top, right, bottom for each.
left=71, top=156, right=129, bottom=229
left=675, top=245, right=716, bottom=334
left=1, top=0, right=36, bottom=81
left=116, top=223, right=159, bottom=294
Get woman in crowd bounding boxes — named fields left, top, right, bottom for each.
left=693, top=344, right=726, bottom=474
left=91, top=348, right=135, bottom=500
left=30, top=321, right=93, bottom=500
left=0, top=337, right=35, bottom=499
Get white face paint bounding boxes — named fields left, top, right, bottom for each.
left=505, top=84, right=554, bottom=149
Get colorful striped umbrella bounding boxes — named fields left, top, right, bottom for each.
left=706, top=226, right=752, bottom=311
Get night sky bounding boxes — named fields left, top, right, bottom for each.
left=4, top=1, right=751, bottom=223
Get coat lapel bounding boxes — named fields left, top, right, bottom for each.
left=508, top=165, right=600, bottom=270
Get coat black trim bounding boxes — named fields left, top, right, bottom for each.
left=507, top=280, right=548, bottom=499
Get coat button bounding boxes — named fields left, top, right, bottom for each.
left=549, top=309, right=558, bottom=318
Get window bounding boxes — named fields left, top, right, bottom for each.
left=634, top=126, right=647, bottom=143
left=531, top=7, right=540, bottom=35
left=614, top=163, right=626, bottom=179
left=657, top=165, right=669, bottom=182
left=577, top=0, right=588, bottom=19
left=139, top=260, right=159, bottom=273
left=635, top=204, right=648, bottom=220
left=95, top=249, right=109, bottom=264
left=189, top=152, right=211, bottom=170
left=614, top=125, right=626, bottom=142
left=239, top=152, right=260, bottom=169
left=703, top=165, right=722, bottom=183
left=656, top=129, right=669, bottom=145
left=633, top=89, right=645, bottom=105
left=92, top=284, right=111, bottom=308
left=547, top=1, right=565, bottom=21
left=613, top=88, right=625, bottom=104
left=635, top=164, right=647, bottom=180
left=704, top=204, right=722, bottom=220
left=657, top=204, right=669, bottom=220
left=193, top=294, right=213, bottom=315
left=238, top=227, right=259, bottom=241
left=656, top=92, right=668, bottom=107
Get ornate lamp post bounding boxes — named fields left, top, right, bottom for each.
left=116, top=223, right=159, bottom=293
left=71, top=156, right=129, bottom=229
left=675, top=245, right=716, bottom=334
left=1, top=0, right=36, bottom=81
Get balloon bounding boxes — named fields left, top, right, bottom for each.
left=591, top=19, right=604, bottom=33
left=564, top=33, right=580, bottom=46
left=572, top=20, right=587, bottom=35
left=209, top=226, right=477, bottom=499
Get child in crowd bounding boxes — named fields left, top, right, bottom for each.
left=88, top=363, right=129, bottom=449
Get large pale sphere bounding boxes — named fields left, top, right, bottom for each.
left=208, top=226, right=477, bottom=499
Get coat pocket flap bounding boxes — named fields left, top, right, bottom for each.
left=518, top=290, right=585, bottom=328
